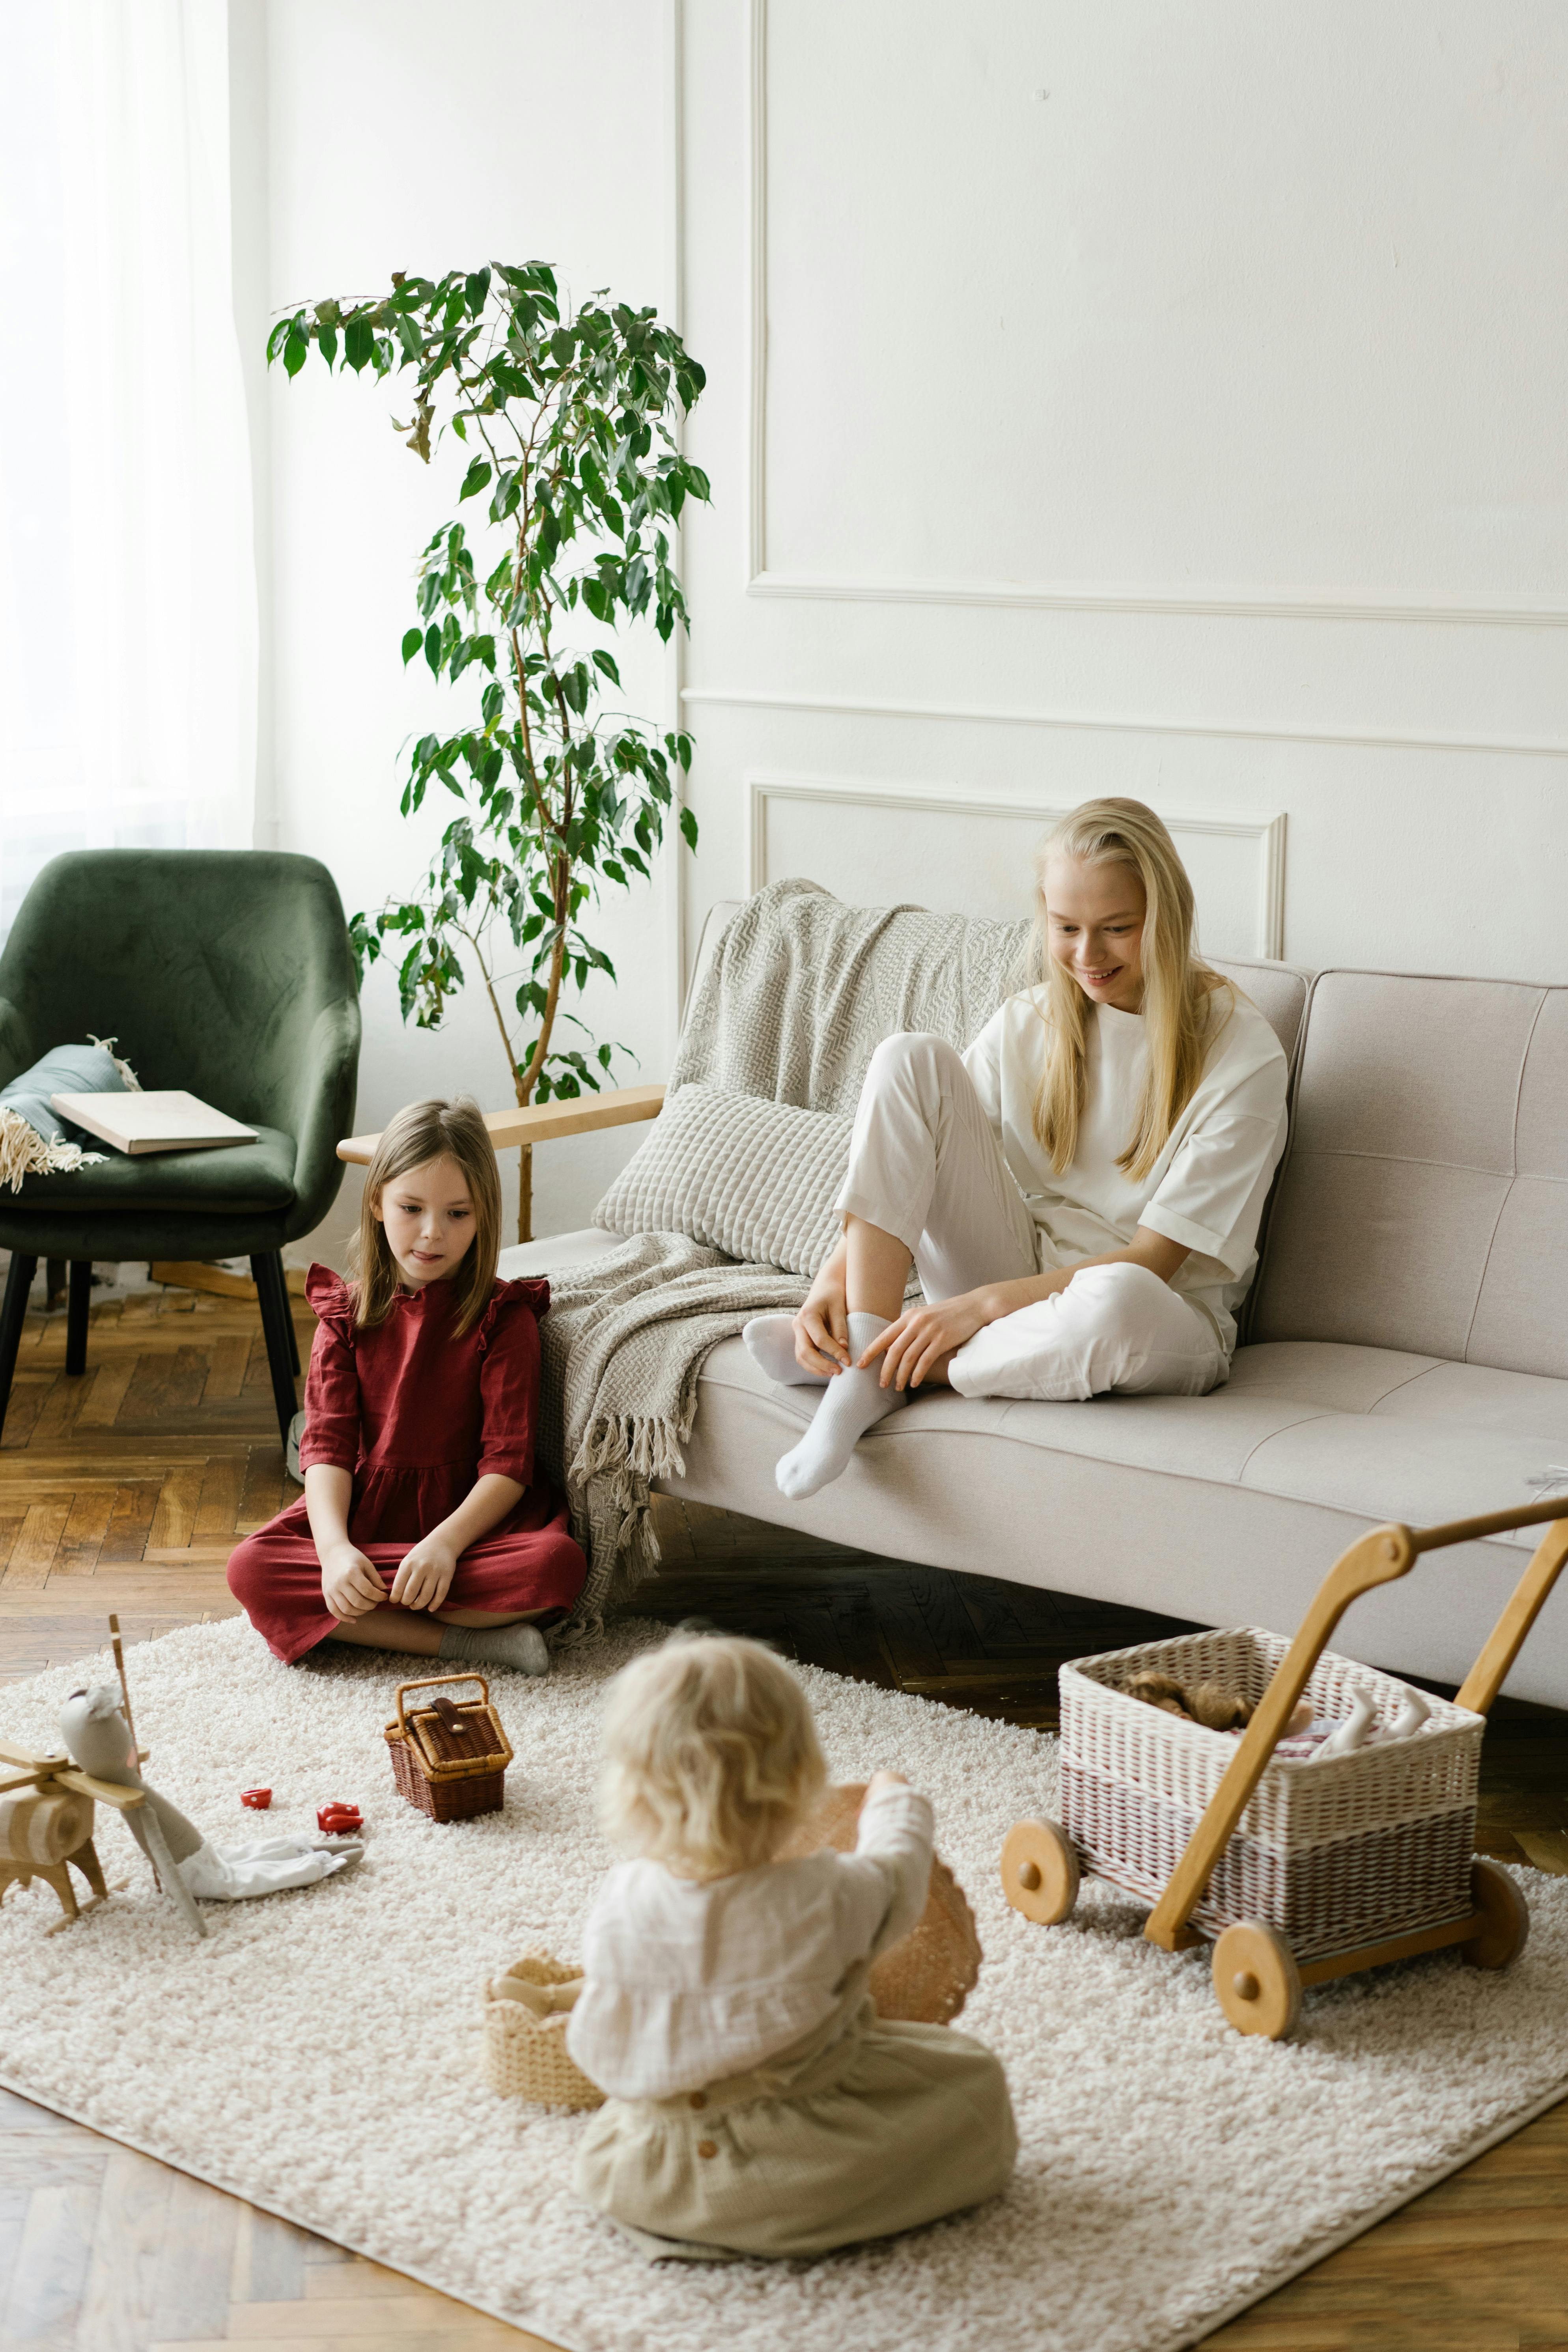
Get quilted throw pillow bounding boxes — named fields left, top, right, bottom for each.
left=593, top=1083, right=853, bottom=1277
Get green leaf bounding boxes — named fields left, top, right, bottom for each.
left=424, top=625, right=442, bottom=676
left=591, top=649, right=621, bottom=687
left=401, top=627, right=422, bottom=666
left=465, top=267, right=491, bottom=315
left=344, top=315, right=374, bottom=371
left=459, top=457, right=493, bottom=503
left=283, top=326, right=309, bottom=378
left=679, top=808, right=698, bottom=850
left=318, top=322, right=339, bottom=369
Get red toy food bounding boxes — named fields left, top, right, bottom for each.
left=240, top=1788, right=273, bottom=1809
left=317, top=1802, right=362, bottom=1835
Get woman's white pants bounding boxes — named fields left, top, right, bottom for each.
left=831, top=1032, right=1226, bottom=1402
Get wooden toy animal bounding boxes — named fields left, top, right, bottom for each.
left=0, top=1737, right=142, bottom=1926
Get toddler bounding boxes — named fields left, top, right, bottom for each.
left=563, top=1634, right=1016, bottom=2259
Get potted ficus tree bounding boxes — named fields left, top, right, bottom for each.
left=267, top=262, right=709, bottom=1239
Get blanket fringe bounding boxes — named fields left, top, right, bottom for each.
left=0, top=1107, right=105, bottom=1195
left=87, top=1035, right=142, bottom=1091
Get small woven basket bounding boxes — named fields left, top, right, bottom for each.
left=1060, top=1628, right=1485, bottom=1962
left=778, top=1783, right=982, bottom=2022
left=483, top=1955, right=604, bottom=2109
left=384, top=1674, right=513, bottom=1823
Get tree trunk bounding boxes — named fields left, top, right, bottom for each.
left=517, top=1142, right=533, bottom=1246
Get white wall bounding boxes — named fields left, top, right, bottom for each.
left=679, top=0, right=1568, bottom=986
left=253, top=1, right=1568, bottom=1267
left=251, top=0, right=679, bottom=1266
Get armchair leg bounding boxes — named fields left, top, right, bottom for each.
left=250, top=1253, right=299, bottom=1451
left=0, top=1254, right=38, bottom=1439
left=65, top=1261, right=92, bottom=1377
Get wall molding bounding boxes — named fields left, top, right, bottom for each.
left=746, top=772, right=1288, bottom=959
left=744, top=0, right=1568, bottom=631
left=683, top=685, right=1568, bottom=763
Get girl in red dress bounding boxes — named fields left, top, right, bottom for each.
left=227, top=1098, right=586, bottom=1673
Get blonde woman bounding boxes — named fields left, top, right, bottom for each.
left=226, top=1098, right=585, bottom=1670
left=561, top=1634, right=1015, bottom=2258
left=745, top=797, right=1290, bottom=1498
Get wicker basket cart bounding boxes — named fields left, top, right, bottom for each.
left=1000, top=1495, right=1568, bottom=2040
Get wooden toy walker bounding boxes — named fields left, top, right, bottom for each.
left=1001, top=1497, right=1568, bottom=2039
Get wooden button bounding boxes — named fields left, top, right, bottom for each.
left=689, top=2091, right=708, bottom=2109
left=696, top=2139, right=718, bottom=2159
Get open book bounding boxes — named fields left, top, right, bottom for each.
left=50, top=1090, right=258, bottom=1157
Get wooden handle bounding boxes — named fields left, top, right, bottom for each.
left=1144, top=1525, right=1417, bottom=1950
left=392, top=1673, right=491, bottom=1737
left=1457, top=1517, right=1568, bottom=1716
left=1408, top=1493, right=1568, bottom=1551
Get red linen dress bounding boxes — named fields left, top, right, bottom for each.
left=227, top=1266, right=586, bottom=1663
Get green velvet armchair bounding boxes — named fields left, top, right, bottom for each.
left=0, top=849, right=360, bottom=1446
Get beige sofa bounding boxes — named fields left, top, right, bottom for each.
left=500, top=901, right=1568, bottom=1710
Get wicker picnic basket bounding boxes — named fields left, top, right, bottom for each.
left=384, top=1674, right=513, bottom=1823
left=1059, top=1627, right=1483, bottom=1963
left=483, top=1955, right=604, bottom=2109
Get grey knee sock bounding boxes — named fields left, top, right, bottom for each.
left=437, top=1622, right=550, bottom=1677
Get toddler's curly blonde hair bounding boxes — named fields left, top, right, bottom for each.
left=598, top=1635, right=827, bottom=1880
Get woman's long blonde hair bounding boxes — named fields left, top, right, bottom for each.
left=598, top=1635, right=827, bottom=1880
left=1030, top=798, right=1230, bottom=1182
left=354, top=1096, right=502, bottom=1337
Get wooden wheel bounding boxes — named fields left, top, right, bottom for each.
left=1212, top=1921, right=1302, bottom=2040
left=1000, top=1818, right=1079, bottom=1925
left=1462, top=1857, right=1530, bottom=1970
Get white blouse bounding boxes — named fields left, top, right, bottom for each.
left=962, top=986, right=1289, bottom=1353
left=566, top=1783, right=934, bottom=2101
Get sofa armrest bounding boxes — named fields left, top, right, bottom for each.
left=336, top=1083, right=666, bottom=1168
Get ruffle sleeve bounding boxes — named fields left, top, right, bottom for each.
left=474, top=1275, right=551, bottom=1353
left=299, top=1264, right=362, bottom=1474
left=475, top=1279, right=545, bottom=1484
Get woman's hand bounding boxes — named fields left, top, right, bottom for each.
left=864, top=1769, right=909, bottom=1803
left=793, top=1241, right=851, bottom=1376
left=321, top=1544, right=385, bottom=1622
left=389, top=1537, right=459, bottom=1613
left=857, top=1288, right=997, bottom=1390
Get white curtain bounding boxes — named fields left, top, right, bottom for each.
left=0, top=0, right=257, bottom=934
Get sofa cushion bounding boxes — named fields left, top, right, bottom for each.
left=592, top=1084, right=852, bottom=1276
left=1251, top=970, right=1568, bottom=1377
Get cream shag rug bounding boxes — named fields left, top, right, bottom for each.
left=2, top=1617, right=1567, bottom=2352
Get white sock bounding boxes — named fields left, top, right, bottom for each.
left=743, top=1314, right=831, bottom=1387
left=438, top=1622, right=550, bottom=1676
left=774, top=1313, right=906, bottom=1501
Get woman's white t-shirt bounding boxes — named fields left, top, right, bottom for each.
left=961, top=985, right=1289, bottom=1355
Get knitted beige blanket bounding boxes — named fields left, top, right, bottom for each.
left=538, top=879, right=1032, bottom=1627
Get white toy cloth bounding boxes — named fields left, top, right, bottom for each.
left=177, top=1834, right=360, bottom=1900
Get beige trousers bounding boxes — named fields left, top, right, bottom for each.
left=834, top=1031, right=1225, bottom=1402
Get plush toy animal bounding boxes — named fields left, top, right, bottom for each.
left=58, top=1686, right=361, bottom=1939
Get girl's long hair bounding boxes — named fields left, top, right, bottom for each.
left=354, top=1096, right=502, bottom=1337
left=598, top=1635, right=827, bottom=1880
left=1030, top=798, right=1231, bottom=1182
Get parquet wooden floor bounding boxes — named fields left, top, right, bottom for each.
left=0, top=1276, right=1564, bottom=2350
